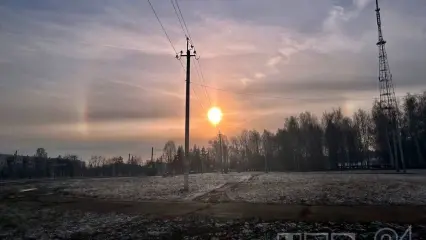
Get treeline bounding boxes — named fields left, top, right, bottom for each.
left=162, top=92, right=426, bottom=173
left=0, top=149, right=155, bottom=180
left=159, top=140, right=216, bottom=175
left=87, top=155, right=156, bottom=177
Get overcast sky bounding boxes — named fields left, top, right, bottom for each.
left=0, top=0, right=425, bottom=160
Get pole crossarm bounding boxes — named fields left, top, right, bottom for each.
left=176, top=37, right=197, bottom=59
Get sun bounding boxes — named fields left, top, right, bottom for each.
left=207, top=107, right=222, bottom=126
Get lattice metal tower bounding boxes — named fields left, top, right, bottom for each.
left=375, top=0, right=406, bottom=172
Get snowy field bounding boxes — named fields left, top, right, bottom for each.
left=227, top=172, right=426, bottom=205
left=4, top=171, right=426, bottom=205
left=46, top=172, right=254, bottom=201
left=3, top=172, right=426, bottom=238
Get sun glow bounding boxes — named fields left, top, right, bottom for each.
left=207, top=107, right=222, bottom=126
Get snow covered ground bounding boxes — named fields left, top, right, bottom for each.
left=3, top=171, right=426, bottom=205
left=46, top=172, right=254, bottom=201
left=3, top=171, right=426, bottom=238
left=227, top=172, right=426, bottom=205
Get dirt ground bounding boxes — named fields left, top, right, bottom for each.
left=2, top=188, right=426, bottom=223
left=1, top=191, right=425, bottom=239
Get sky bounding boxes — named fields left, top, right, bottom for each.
left=0, top=0, right=425, bottom=161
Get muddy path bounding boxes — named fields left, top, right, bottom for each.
left=192, top=173, right=261, bottom=203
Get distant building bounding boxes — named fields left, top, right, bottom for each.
left=0, top=154, right=9, bottom=170
left=0, top=153, right=29, bottom=170
left=15, top=155, right=23, bottom=165
left=23, top=156, right=36, bottom=169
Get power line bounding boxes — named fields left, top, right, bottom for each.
left=193, top=60, right=212, bottom=106
left=174, top=2, right=213, bottom=105
left=190, top=70, right=208, bottom=112
left=170, top=0, right=211, bottom=111
left=192, top=85, right=207, bottom=111
left=170, top=0, right=187, bottom=38
left=147, top=0, right=178, bottom=54
left=194, top=59, right=213, bottom=105
left=148, top=0, right=205, bottom=132
left=174, top=0, right=193, bottom=45
left=148, top=0, right=186, bottom=71
left=169, top=0, right=208, bottom=111
left=171, top=0, right=212, bottom=107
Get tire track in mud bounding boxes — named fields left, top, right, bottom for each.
left=192, top=173, right=262, bottom=203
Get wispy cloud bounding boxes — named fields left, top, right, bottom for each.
left=266, top=56, right=282, bottom=67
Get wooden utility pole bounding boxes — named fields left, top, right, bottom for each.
left=219, top=131, right=223, bottom=173
left=151, top=147, right=154, bottom=162
left=177, top=37, right=197, bottom=191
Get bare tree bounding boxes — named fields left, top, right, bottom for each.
left=285, top=116, right=300, bottom=170
left=261, top=130, right=274, bottom=172
left=35, top=148, right=48, bottom=158
left=132, top=156, right=143, bottom=165
left=353, top=109, right=374, bottom=167
left=163, top=140, right=177, bottom=163
left=403, top=94, right=424, bottom=166
left=248, top=129, right=261, bottom=156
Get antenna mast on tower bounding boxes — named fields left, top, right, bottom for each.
left=375, top=0, right=406, bottom=172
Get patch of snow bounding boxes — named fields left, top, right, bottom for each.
left=184, top=183, right=227, bottom=201
left=228, top=172, right=426, bottom=205
left=238, top=175, right=253, bottom=182
left=184, top=173, right=257, bottom=201
left=43, top=172, right=253, bottom=202
left=19, top=188, right=37, bottom=192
